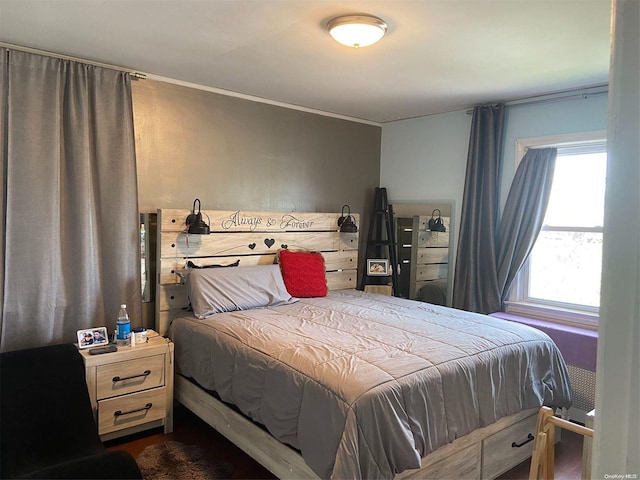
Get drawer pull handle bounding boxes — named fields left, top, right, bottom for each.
left=114, top=403, right=153, bottom=417
left=112, top=370, right=151, bottom=382
left=512, top=433, right=535, bottom=448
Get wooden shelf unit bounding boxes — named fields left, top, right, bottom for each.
left=396, top=214, right=451, bottom=305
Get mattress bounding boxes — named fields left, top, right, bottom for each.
left=169, top=289, right=572, bottom=479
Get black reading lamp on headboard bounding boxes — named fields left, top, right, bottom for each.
left=337, top=204, right=358, bottom=233
left=185, top=198, right=210, bottom=235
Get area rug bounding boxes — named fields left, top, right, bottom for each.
left=136, top=440, right=234, bottom=480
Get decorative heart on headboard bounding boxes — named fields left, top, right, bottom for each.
left=248, top=243, right=256, bottom=250
left=264, top=238, right=275, bottom=248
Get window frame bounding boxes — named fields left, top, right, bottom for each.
left=505, top=131, right=606, bottom=330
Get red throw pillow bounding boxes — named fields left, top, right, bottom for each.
left=278, top=250, right=328, bottom=297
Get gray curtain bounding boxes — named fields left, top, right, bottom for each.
left=453, top=104, right=505, bottom=314
left=496, top=148, right=557, bottom=303
left=0, top=49, right=141, bottom=351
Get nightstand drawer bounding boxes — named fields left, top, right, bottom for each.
left=98, top=387, right=166, bottom=435
left=96, top=354, right=165, bottom=399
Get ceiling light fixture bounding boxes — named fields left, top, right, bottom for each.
left=327, top=15, right=387, bottom=48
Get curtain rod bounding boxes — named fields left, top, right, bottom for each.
left=0, top=42, right=146, bottom=79
left=466, top=84, right=609, bottom=114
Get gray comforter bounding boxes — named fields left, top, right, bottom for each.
left=169, top=290, right=572, bottom=479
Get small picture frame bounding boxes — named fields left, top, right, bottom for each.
left=367, top=259, right=390, bottom=276
left=77, top=326, right=109, bottom=349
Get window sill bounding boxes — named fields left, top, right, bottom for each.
left=490, top=311, right=598, bottom=371
left=504, top=301, right=598, bottom=331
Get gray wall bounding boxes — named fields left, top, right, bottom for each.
left=132, top=79, right=381, bottom=325
left=133, top=79, right=381, bottom=217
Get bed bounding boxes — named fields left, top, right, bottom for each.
left=155, top=208, right=572, bottom=480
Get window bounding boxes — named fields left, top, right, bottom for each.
left=506, top=132, right=607, bottom=329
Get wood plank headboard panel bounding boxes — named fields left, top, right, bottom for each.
left=155, top=209, right=359, bottom=335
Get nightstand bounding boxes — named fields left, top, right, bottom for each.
left=80, top=331, right=174, bottom=441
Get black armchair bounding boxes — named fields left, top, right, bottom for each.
left=0, top=343, right=142, bottom=479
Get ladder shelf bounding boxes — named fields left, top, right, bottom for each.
left=360, top=187, right=399, bottom=296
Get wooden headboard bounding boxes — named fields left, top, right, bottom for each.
left=155, top=209, right=359, bottom=335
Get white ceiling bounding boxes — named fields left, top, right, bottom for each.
left=0, top=0, right=611, bottom=124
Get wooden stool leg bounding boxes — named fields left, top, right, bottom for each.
left=530, top=406, right=594, bottom=480
left=529, top=407, right=557, bottom=480
left=529, top=431, right=547, bottom=480
left=545, top=423, right=556, bottom=480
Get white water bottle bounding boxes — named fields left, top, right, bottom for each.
left=116, top=304, right=131, bottom=346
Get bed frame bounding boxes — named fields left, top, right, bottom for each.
left=155, top=208, right=540, bottom=479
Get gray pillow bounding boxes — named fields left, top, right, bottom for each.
left=185, top=264, right=296, bottom=318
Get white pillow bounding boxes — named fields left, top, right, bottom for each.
left=185, top=264, right=295, bottom=318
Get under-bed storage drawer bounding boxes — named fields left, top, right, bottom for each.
left=98, top=387, right=166, bottom=435
left=399, top=443, right=480, bottom=480
left=481, top=412, right=537, bottom=479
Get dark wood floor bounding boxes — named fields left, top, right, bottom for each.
left=107, top=405, right=584, bottom=479
left=106, top=406, right=275, bottom=479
